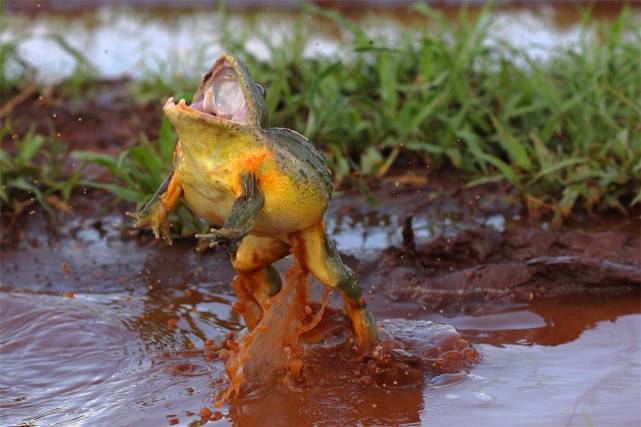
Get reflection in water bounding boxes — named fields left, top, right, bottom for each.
left=526, top=294, right=641, bottom=346
left=326, top=210, right=469, bottom=251
left=448, top=293, right=641, bottom=347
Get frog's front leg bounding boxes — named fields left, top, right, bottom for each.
left=126, top=164, right=183, bottom=245
left=196, top=172, right=263, bottom=253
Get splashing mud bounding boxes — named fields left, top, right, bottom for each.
left=166, top=251, right=479, bottom=408
left=218, top=258, right=333, bottom=404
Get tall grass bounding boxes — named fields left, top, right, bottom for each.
left=205, top=3, right=640, bottom=222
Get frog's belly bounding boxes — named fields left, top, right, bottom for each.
left=181, top=176, right=328, bottom=235
left=181, top=179, right=234, bottom=226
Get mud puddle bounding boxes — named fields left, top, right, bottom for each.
left=1, top=193, right=640, bottom=426
left=2, top=274, right=638, bottom=425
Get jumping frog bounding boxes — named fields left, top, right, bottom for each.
left=127, top=53, right=378, bottom=349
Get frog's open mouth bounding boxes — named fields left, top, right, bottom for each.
left=192, top=64, right=250, bottom=123
left=166, top=62, right=251, bottom=125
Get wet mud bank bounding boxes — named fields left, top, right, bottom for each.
left=357, top=224, right=641, bottom=312
left=2, top=182, right=638, bottom=308
left=2, top=79, right=161, bottom=158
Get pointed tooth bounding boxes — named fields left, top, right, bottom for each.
left=178, top=98, right=186, bottom=106
left=164, top=97, right=175, bottom=108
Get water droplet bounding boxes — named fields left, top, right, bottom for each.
left=476, top=392, right=494, bottom=402
left=468, top=373, right=484, bottom=381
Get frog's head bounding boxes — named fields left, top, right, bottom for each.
left=163, top=53, right=268, bottom=132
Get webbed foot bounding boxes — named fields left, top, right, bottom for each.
left=126, top=204, right=173, bottom=244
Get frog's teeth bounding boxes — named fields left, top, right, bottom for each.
left=179, top=98, right=186, bottom=106
left=164, top=97, right=175, bottom=108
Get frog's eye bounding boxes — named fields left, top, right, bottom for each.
left=203, top=67, right=245, bottom=119
left=255, top=83, right=266, bottom=100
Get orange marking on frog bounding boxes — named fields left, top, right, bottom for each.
left=173, top=140, right=182, bottom=163
left=232, top=151, right=271, bottom=195
left=240, top=151, right=270, bottom=173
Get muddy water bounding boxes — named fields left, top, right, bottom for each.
left=3, top=3, right=639, bottom=83
left=1, top=212, right=639, bottom=426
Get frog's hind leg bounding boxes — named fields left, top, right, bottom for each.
left=292, top=222, right=379, bottom=350
left=232, top=235, right=290, bottom=330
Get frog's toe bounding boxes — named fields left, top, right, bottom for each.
left=157, top=220, right=173, bottom=244
left=206, top=240, right=219, bottom=248
left=151, top=227, right=161, bottom=239
left=126, top=212, right=149, bottom=229
left=195, top=231, right=220, bottom=247
left=162, top=232, right=173, bottom=245
left=195, top=231, right=241, bottom=252
left=125, top=211, right=140, bottom=223
left=194, top=231, right=215, bottom=240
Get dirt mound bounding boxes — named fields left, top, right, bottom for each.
left=358, top=225, right=641, bottom=312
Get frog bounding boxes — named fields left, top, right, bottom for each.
left=127, top=53, right=379, bottom=350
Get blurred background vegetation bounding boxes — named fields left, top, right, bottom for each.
left=1, top=1, right=640, bottom=234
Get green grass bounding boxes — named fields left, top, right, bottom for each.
left=2, top=3, right=640, bottom=230
left=0, top=123, right=81, bottom=220
left=211, top=2, right=640, bottom=224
